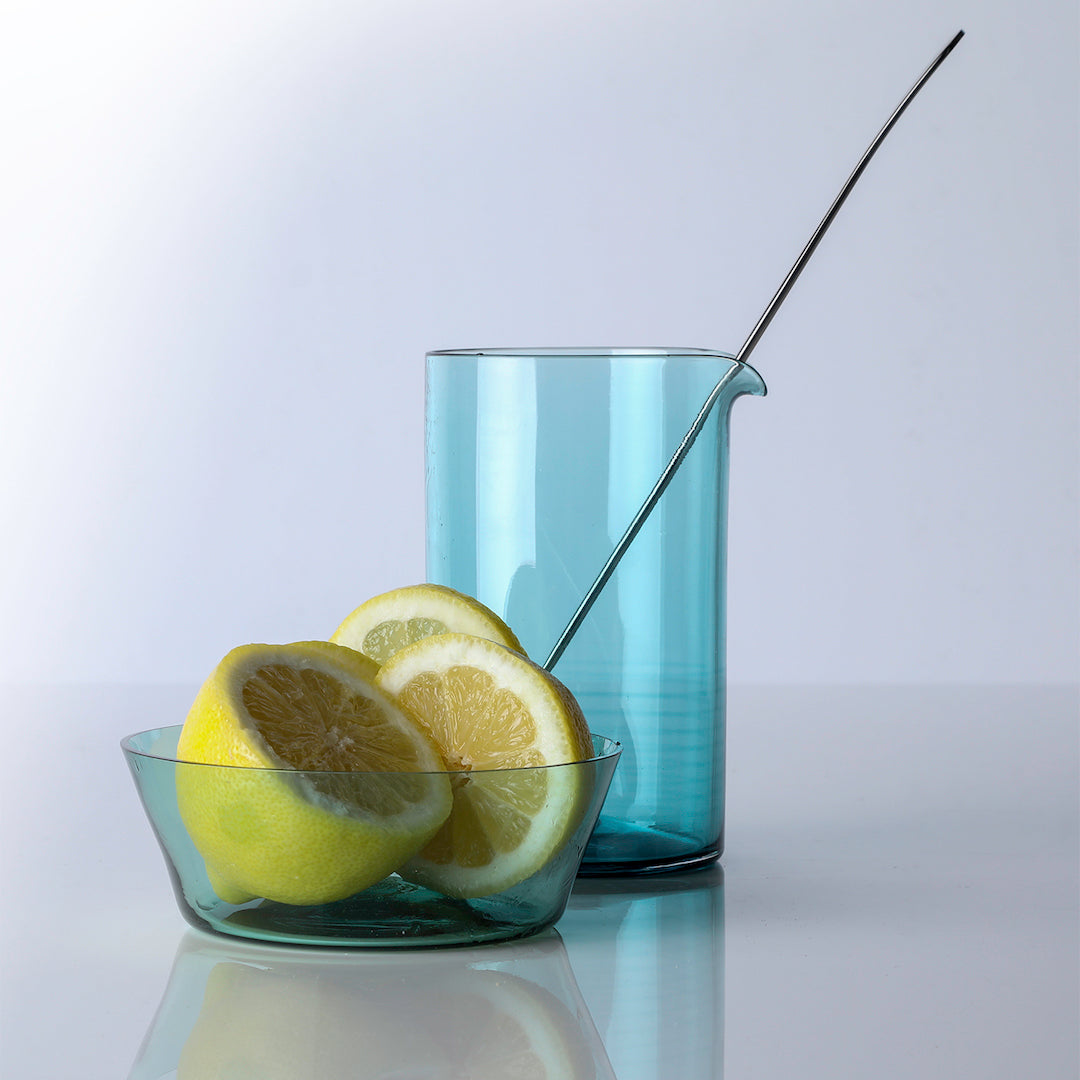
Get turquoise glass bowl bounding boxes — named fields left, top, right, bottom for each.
left=123, top=726, right=620, bottom=948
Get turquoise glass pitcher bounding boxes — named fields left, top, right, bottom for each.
left=426, top=348, right=765, bottom=873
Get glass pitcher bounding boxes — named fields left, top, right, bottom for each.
left=426, top=348, right=765, bottom=873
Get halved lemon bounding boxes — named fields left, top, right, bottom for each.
left=374, top=633, right=594, bottom=898
left=331, top=583, right=525, bottom=665
left=176, top=641, right=452, bottom=906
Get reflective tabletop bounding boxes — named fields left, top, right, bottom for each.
left=2, top=685, right=1076, bottom=1078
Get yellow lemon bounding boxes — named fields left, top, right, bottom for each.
left=375, top=633, right=594, bottom=898
left=176, top=641, right=452, bottom=906
left=331, top=583, right=525, bottom=665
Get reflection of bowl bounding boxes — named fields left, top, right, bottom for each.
left=122, top=727, right=619, bottom=947
left=129, top=930, right=617, bottom=1080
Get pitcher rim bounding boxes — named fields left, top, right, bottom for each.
left=428, top=346, right=735, bottom=358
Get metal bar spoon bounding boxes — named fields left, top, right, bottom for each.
left=543, top=29, right=965, bottom=672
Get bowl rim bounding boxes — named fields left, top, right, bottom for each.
left=121, top=725, right=621, bottom=776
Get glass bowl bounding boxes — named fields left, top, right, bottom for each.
left=122, top=726, right=620, bottom=948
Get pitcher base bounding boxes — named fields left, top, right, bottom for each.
left=578, top=820, right=722, bottom=876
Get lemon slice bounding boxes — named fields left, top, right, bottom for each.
left=176, top=641, right=453, bottom=906
left=374, top=633, right=594, bottom=898
left=331, top=583, right=525, bottom=665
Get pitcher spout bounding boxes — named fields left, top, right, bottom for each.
left=727, top=357, right=767, bottom=401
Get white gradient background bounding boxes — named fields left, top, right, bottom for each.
left=1, top=0, right=1076, bottom=687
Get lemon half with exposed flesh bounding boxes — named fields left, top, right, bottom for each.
left=375, top=633, right=594, bottom=898
left=331, top=583, right=525, bottom=665
left=176, top=641, right=452, bottom=906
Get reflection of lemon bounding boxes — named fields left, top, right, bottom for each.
left=427, top=969, right=597, bottom=1080
left=375, top=633, right=594, bottom=898
left=177, top=960, right=444, bottom=1080
left=176, top=641, right=452, bottom=906
left=176, top=953, right=596, bottom=1080
left=331, top=582, right=525, bottom=664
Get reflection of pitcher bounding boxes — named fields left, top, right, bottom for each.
left=129, top=930, right=616, bottom=1080
left=560, top=866, right=725, bottom=1080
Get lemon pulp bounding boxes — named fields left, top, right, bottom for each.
left=375, top=633, right=593, bottom=898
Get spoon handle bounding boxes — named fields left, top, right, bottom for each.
left=735, top=29, right=964, bottom=366
left=543, top=30, right=965, bottom=673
